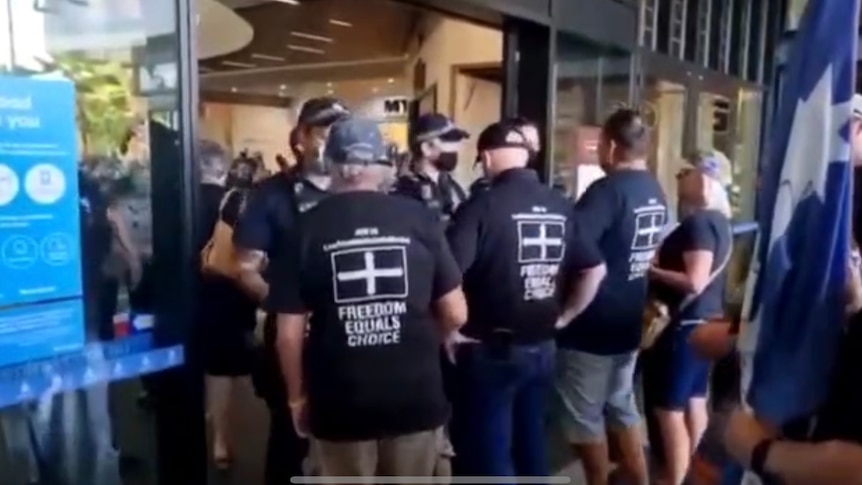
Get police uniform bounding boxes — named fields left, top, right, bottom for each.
left=445, top=121, right=602, bottom=476
left=231, top=96, right=349, bottom=484
left=392, top=113, right=469, bottom=223
left=268, top=117, right=460, bottom=476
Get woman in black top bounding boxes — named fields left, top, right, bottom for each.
left=197, top=142, right=258, bottom=469
left=643, top=152, right=733, bottom=485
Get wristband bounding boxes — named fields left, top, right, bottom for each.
left=750, top=438, right=774, bottom=476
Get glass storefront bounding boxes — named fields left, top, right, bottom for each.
left=550, top=33, right=634, bottom=198
left=633, top=52, right=763, bottom=221
left=0, top=1, right=197, bottom=484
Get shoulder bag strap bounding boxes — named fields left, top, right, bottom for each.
left=218, top=188, right=236, bottom=213
left=677, top=223, right=734, bottom=313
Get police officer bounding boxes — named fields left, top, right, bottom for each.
left=393, top=113, right=470, bottom=222
left=268, top=116, right=467, bottom=477
left=445, top=120, right=606, bottom=477
left=233, top=96, right=349, bottom=484
left=468, top=116, right=540, bottom=197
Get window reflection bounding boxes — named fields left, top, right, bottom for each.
left=552, top=37, right=633, bottom=199
left=642, top=79, right=687, bottom=218
left=0, top=0, right=182, bottom=484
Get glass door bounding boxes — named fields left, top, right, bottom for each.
left=635, top=51, right=763, bottom=221
left=0, top=1, right=204, bottom=484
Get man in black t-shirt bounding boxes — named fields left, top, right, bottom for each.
left=232, top=97, right=349, bottom=483
left=555, top=109, right=668, bottom=485
left=268, top=117, right=467, bottom=477
left=446, top=120, right=605, bottom=477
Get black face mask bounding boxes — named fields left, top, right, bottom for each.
left=433, top=152, right=458, bottom=172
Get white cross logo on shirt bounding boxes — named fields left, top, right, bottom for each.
left=517, top=219, right=565, bottom=263
left=522, top=223, right=564, bottom=261
left=632, top=210, right=666, bottom=250
left=333, top=248, right=407, bottom=303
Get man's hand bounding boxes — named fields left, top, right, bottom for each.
left=289, top=397, right=309, bottom=438
left=444, top=331, right=478, bottom=364
left=724, top=408, right=773, bottom=466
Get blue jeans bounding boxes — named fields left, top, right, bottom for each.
left=450, top=340, right=555, bottom=477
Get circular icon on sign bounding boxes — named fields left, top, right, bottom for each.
left=1, top=235, right=38, bottom=269
left=25, top=164, right=66, bottom=205
left=40, top=233, right=74, bottom=266
left=0, top=164, right=19, bottom=207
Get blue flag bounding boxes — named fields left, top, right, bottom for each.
left=741, top=0, right=858, bottom=428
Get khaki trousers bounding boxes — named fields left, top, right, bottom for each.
left=312, top=426, right=452, bottom=482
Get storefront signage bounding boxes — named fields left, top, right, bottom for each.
left=383, top=97, right=409, bottom=116
left=0, top=76, right=84, bottom=367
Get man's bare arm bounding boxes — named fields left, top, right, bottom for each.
left=764, top=440, right=862, bottom=485
left=434, top=286, right=468, bottom=336
left=238, top=249, right=269, bottom=302
left=275, top=313, right=307, bottom=406
left=557, top=264, right=606, bottom=328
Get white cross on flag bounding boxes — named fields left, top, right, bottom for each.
left=517, top=220, right=565, bottom=263
left=332, top=246, right=408, bottom=303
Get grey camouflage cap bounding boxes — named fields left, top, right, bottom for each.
left=324, top=117, right=389, bottom=165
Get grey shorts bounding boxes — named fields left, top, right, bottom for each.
left=553, top=349, right=641, bottom=444
left=312, top=426, right=453, bottom=478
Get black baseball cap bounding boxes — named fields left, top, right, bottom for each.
left=476, top=121, right=531, bottom=155
left=297, top=97, right=350, bottom=127
left=411, top=113, right=469, bottom=143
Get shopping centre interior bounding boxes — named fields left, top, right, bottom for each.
left=196, top=0, right=763, bottom=218
left=197, top=0, right=504, bottom=187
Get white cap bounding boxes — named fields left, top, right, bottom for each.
left=853, top=93, right=862, bottom=118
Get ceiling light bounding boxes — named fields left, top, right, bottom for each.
left=279, top=84, right=286, bottom=90
left=326, top=82, right=333, bottom=88
left=387, top=78, right=394, bottom=84
left=251, top=53, right=286, bottom=62
left=287, top=44, right=325, bottom=54
left=329, top=18, right=352, bottom=27
left=290, top=31, right=334, bottom=43
left=221, top=60, right=256, bottom=68
left=273, top=0, right=300, bottom=5
left=231, top=87, right=237, bottom=92
left=372, top=87, right=379, bottom=93
left=327, top=89, right=334, bottom=95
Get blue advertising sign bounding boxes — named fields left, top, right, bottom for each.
left=0, top=76, right=81, bottom=307
left=0, top=298, right=85, bottom=368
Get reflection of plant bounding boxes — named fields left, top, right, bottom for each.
left=36, top=53, right=133, bottom=156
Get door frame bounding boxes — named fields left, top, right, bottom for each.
left=152, top=0, right=208, bottom=482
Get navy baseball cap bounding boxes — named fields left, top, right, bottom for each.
left=297, top=97, right=350, bottom=127
left=324, top=117, right=389, bottom=165
left=411, top=113, right=469, bottom=143
left=476, top=121, right=531, bottom=154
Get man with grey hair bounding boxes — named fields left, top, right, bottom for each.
left=269, top=117, right=468, bottom=477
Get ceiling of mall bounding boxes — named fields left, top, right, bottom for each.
left=202, top=0, right=421, bottom=75
left=201, top=0, right=425, bottom=97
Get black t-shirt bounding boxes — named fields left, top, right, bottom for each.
left=447, top=168, right=602, bottom=344
left=557, top=170, right=668, bottom=354
left=233, top=173, right=327, bottom=283
left=268, top=191, right=461, bottom=441
left=653, top=209, right=731, bottom=322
